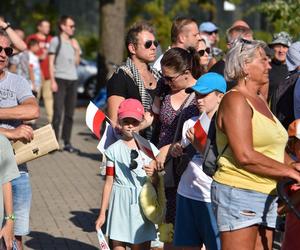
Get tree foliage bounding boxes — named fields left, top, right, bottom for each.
left=127, top=0, right=216, bottom=50
left=254, top=0, right=300, bottom=37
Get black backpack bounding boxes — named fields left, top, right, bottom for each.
left=271, top=71, right=300, bottom=129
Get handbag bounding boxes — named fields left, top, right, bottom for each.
left=12, top=124, right=59, bottom=165
left=202, top=114, right=228, bottom=177
left=164, top=92, right=196, bottom=187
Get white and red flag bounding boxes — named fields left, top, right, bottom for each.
left=133, top=132, right=156, bottom=159
left=86, top=101, right=107, bottom=139
left=193, top=112, right=210, bottom=148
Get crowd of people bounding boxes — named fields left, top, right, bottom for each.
left=95, top=18, right=300, bottom=250
left=0, top=12, right=300, bottom=250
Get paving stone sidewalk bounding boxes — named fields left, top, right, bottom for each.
left=24, top=105, right=103, bottom=249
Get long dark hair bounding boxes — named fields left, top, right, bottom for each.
left=161, top=47, right=202, bottom=79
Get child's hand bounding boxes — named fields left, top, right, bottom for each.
left=95, top=213, right=106, bottom=231
left=170, top=143, right=183, bottom=157
left=186, top=127, right=195, bottom=144
left=143, top=160, right=156, bottom=176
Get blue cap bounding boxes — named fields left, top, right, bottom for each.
left=199, top=22, right=218, bottom=33
left=286, top=41, right=300, bottom=72
left=186, top=73, right=227, bottom=94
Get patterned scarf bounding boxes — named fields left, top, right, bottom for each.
left=118, top=57, right=161, bottom=111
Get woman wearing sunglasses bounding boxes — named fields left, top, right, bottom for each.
left=106, top=21, right=161, bottom=141
left=197, top=38, right=210, bottom=73
left=95, top=98, right=160, bottom=250
left=153, top=47, right=203, bottom=250
left=211, top=39, right=300, bottom=250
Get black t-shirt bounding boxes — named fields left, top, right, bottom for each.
left=107, top=69, right=141, bottom=101
left=209, top=59, right=235, bottom=91
left=268, top=59, right=289, bottom=102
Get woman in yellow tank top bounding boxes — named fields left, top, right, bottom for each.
left=210, top=38, right=300, bottom=250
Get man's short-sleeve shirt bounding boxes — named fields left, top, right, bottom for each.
left=0, top=71, right=34, bottom=129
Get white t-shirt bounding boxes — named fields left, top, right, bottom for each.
left=177, top=116, right=213, bottom=202
left=29, top=51, right=41, bottom=89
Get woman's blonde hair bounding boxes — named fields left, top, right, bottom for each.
left=224, top=38, right=266, bottom=82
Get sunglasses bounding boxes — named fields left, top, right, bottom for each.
left=0, top=46, right=13, bottom=57
left=129, top=149, right=138, bottom=170
left=240, top=38, right=254, bottom=53
left=198, top=48, right=210, bottom=56
left=206, top=31, right=218, bottom=35
left=144, top=40, right=159, bottom=49
left=162, top=71, right=185, bottom=83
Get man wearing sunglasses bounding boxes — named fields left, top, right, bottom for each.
left=153, top=17, right=200, bottom=72
left=0, top=29, right=40, bottom=250
left=106, top=21, right=160, bottom=141
left=49, top=15, right=81, bottom=153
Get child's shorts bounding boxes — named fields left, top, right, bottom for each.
left=174, top=194, right=220, bottom=250
left=211, top=181, right=278, bottom=232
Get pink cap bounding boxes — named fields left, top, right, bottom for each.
left=118, top=98, right=144, bottom=122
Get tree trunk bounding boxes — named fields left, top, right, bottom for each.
left=99, top=0, right=126, bottom=84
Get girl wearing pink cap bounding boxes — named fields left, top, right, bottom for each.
left=95, top=98, right=159, bottom=250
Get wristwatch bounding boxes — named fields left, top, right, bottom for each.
left=3, top=22, right=11, bottom=31
left=4, top=213, right=15, bottom=221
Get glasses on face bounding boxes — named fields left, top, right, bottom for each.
left=162, top=71, right=185, bottom=83
left=206, top=31, right=218, bottom=35
left=240, top=38, right=254, bottom=53
left=144, top=40, right=159, bottom=49
left=198, top=48, right=210, bottom=56
left=129, top=149, right=138, bottom=170
left=0, top=46, right=13, bottom=57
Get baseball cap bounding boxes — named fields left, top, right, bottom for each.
left=269, top=31, right=292, bottom=48
left=186, top=72, right=227, bottom=94
left=199, top=22, right=218, bottom=33
left=286, top=41, right=300, bottom=72
left=117, top=98, right=144, bottom=122
left=288, top=119, right=300, bottom=139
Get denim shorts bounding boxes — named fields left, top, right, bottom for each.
left=11, top=172, right=32, bottom=236
left=211, top=181, right=278, bottom=232
left=174, top=194, right=221, bottom=250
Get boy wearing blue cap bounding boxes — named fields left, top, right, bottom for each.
left=171, top=72, right=226, bottom=250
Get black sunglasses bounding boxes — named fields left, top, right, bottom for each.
left=162, top=71, right=186, bottom=83
left=198, top=48, right=210, bottom=56
left=206, top=30, right=218, bottom=35
left=144, top=40, right=159, bottom=49
left=129, top=149, right=138, bottom=170
left=240, top=38, right=254, bottom=53
left=0, top=46, right=13, bottom=57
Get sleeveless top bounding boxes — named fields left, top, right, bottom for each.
left=214, top=94, right=288, bottom=195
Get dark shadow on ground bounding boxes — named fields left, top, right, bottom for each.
left=77, top=151, right=101, bottom=161
left=69, top=209, right=100, bottom=233
left=25, top=231, right=98, bottom=250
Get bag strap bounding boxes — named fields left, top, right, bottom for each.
left=54, top=35, right=61, bottom=65
left=172, top=92, right=195, bottom=143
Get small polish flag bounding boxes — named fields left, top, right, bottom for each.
left=132, top=132, right=156, bottom=159
left=194, top=112, right=210, bottom=148
left=86, top=101, right=107, bottom=139
left=97, top=121, right=120, bottom=153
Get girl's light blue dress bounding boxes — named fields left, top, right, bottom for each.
left=105, top=139, right=158, bottom=244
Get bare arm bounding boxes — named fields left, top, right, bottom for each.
left=95, top=175, right=114, bottom=231
left=107, top=95, right=125, bottom=127
left=48, top=54, right=58, bottom=92
left=0, top=97, right=39, bottom=121
left=1, top=182, right=14, bottom=249
left=218, top=91, right=300, bottom=182
left=0, top=20, right=27, bottom=52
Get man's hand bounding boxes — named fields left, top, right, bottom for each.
left=51, top=79, right=58, bottom=92
left=8, top=125, right=34, bottom=142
